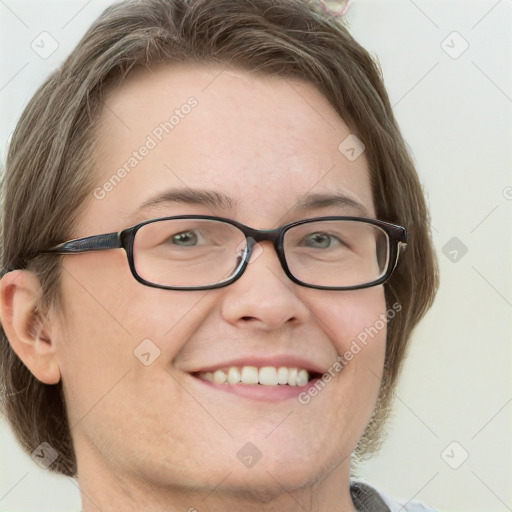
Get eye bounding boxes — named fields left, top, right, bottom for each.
left=169, top=230, right=200, bottom=246
left=303, top=232, right=342, bottom=249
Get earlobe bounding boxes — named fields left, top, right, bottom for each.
left=0, top=270, right=61, bottom=385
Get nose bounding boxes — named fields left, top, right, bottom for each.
left=219, top=240, right=311, bottom=331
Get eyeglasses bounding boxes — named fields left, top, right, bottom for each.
left=40, top=215, right=407, bottom=291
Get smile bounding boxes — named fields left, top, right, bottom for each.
left=196, top=365, right=321, bottom=386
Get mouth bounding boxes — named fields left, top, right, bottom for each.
left=192, top=365, right=323, bottom=387
left=186, top=356, right=328, bottom=401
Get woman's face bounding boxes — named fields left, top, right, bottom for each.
left=54, top=65, right=387, bottom=500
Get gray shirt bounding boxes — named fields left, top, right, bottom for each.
left=350, top=480, right=441, bottom=512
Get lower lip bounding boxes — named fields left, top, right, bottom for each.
left=190, top=374, right=321, bottom=402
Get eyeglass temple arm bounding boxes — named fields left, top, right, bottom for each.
left=388, top=226, right=407, bottom=272
left=41, top=233, right=122, bottom=254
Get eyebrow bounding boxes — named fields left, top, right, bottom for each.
left=296, top=192, right=368, bottom=216
left=134, top=187, right=368, bottom=218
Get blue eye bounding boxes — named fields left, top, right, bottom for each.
left=303, top=232, right=342, bottom=249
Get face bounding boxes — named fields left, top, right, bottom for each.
left=53, top=65, right=387, bottom=503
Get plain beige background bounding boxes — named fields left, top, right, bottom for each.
left=1, top=1, right=511, bottom=511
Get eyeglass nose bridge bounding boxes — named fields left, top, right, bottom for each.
left=236, top=226, right=287, bottom=271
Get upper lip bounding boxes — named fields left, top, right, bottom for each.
left=187, top=355, right=326, bottom=375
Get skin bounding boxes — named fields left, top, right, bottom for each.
left=0, top=64, right=387, bottom=512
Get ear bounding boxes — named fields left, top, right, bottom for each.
left=0, top=270, right=61, bottom=385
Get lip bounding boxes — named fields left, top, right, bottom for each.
left=188, top=371, right=322, bottom=402
left=186, top=355, right=326, bottom=375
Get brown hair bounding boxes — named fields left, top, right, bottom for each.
left=0, top=0, right=439, bottom=477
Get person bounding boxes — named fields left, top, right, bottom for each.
left=0, top=0, right=440, bottom=510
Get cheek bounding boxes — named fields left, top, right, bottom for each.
left=315, top=287, right=387, bottom=350
left=55, top=260, right=138, bottom=423
left=292, top=288, right=388, bottom=457
left=55, top=300, right=132, bottom=427
left=57, top=252, right=205, bottom=345
left=311, top=287, right=388, bottom=388
left=55, top=259, right=212, bottom=419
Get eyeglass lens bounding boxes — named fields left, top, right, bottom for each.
left=132, top=218, right=390, bottom=288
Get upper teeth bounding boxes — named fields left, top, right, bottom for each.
left=199, top=366, right=310, bottom=386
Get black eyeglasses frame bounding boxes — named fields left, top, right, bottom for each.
left=38, top=215, right=407, bottom=291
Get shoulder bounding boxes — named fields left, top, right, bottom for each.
left=350, top=478, right=441, bottom=512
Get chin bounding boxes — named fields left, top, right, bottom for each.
left=232, top=447, right=335, bottom=493
left=214, top=465, right=325, bottom=503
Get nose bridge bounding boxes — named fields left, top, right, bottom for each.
left=221, top=224, right=310, bottom=330
left=243, top=226, right=284, bottom=268
left=245, top=225, right=282, bottom=245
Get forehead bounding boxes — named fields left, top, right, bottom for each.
left=86, top=64, right=374, bottom=233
